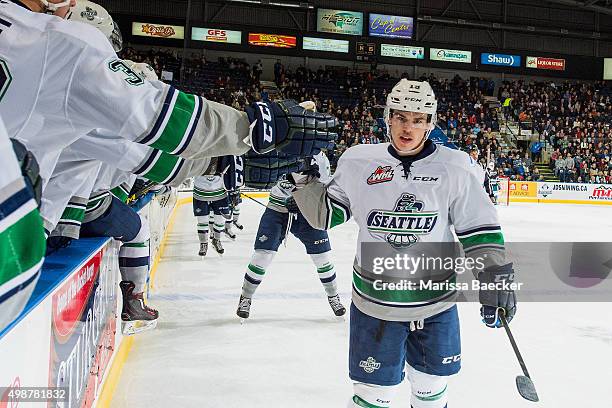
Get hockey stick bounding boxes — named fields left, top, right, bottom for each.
left=243, top=193, right=267, bottom=208
left=500, top=313, right=539, bottom=402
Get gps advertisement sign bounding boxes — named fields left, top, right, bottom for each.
left=317, top=9, right=363, bottom=36
left=481, top=53, right=521, bottom=67
left=430, top=48, right=472, bottom=63
left=192, top=28, right=242, bottom=44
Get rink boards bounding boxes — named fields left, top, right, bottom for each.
left=508, top=181, right=612, bottom=205
left=0, top=192, right=177, bottom=408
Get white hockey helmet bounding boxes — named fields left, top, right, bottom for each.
left=124, top=60, right=159, bottom=82
left=384, top=79, right=437, bottom=130
left=66, top=1, right=123, bottom=52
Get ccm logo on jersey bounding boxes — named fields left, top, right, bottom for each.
left=412, top=176, right=440, bottom=183
left=367, top=166, right=394, bottom=185
left=442, top=354, right=461, bottom=364
left=256, top=102, right=274, bottom=143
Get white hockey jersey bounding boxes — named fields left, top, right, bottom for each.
left=293, top=141, right=506, bottom=321
left=0, top=1, right=250, bottom=184
left=193, top=176, right=226, bottom=201
left=0, top=115, right=45, bottom=330
left=268, top=152, right=331, bottom=213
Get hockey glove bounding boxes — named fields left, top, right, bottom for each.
left=478, top=263, right=517, bottom=328
left=244, top=149, right=306, bottom=189
left=46, top=236, right=73, bottom=255
left=11, top=138, right=42, bottom=206
left=285, top=196, right=300, bottom=214
left=287, top=160, right=321, bottom=190
left=245, top=99, right=338, bottom=157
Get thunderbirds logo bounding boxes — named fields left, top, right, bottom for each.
left=366, top=193, right=438, bottom=248
left=367, top=166, right=394, bottom=185
left=80, top=6, right=97, bottom=21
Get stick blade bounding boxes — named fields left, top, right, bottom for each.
left=516, top=375, right=539, bottom=402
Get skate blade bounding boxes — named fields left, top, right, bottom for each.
left=334, top=315, right=346, bottom=322
left=122, top=319, right=158, bottom=336
left=239, top=318, right=247, bottom=325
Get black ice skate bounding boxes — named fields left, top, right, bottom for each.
left=211, top=238, right=225, bottom=255
left=120, top=281, right=159, bottom=335
left=198, top=242, right=208, bottom=256
left=236, top=295, right=252, bottom=319
left=232, top=220, right=244, bottom=230
left=327, top=295, right=346, bottom=317
left=224, top=225, right=237, bottom=240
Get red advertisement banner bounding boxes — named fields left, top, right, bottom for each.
left=248, top=33, right=296, bottom=48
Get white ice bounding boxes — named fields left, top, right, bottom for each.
left=111, top=198, right=612, bottom=408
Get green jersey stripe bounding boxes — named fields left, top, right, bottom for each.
left=352, top=270, right=455, bottom=304
left=60, top=206, right=85, bottom=223
left=149, top=91, right=196, bottom=153
left=0, top=208, right=45, bottom=287
left=140, top=152, right=181, bottom=184
left=459, top=232, right=504, bottom=248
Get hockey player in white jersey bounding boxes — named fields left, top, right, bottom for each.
left=0, top=0, right=338, bottom=192
left=289, top=80, right=516, bottom=408
left=236, top=151, right=346, bottom=320
left=193, top=175, right=231, bottom=256
left=0, top=116, right=45, bottom=332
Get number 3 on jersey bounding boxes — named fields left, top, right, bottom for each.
left=0, top=59, right=12, bottom=101
left=107, top=59, right=145, bottom=86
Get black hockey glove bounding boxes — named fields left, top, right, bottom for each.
left=46, top=236, right=73, bottom=255
left=243, top=149, right=306, bottom=189
left=11, top=138, right=42, bottom=206
left=478, top=263, right=517, bottom=328
left=245, top=99, right=338, bottom=157
left=285, top=196, right=300, bottom=214
left=229, top=190, right=242, bottom=208
left=287, top=160, right=320, bottom=189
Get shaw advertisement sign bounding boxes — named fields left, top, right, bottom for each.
left=317, top=9, right=363, bottom=36
left=368, top=13, right=414, bottom=39
left=526, top=56, right=566, bottom=71
left=430, top=48, right=472, bottom=63
left=248, top=33, right=296, bottom=48
left=132, top=22, right=184, bottom=39
left=481, top=53, right=521, bottom=67
left=48, top=244, right=119, bottom=408
left=191, top=28, right=242, bottom=44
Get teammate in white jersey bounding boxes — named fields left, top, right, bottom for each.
left=236, top=151, right=346, bottom=320
left=0, top=0, right=338, bottom=192
left=0, top=116, right=45, bottom=332
left=193, top=175, right=231, bottom=256
left=290, top=80, right=517, bottom=408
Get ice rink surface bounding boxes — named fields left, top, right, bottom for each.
left=112, top=198, right=612, bottom=408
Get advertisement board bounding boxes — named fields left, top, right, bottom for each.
left=381, top=44, right=424, bottom=59
left=509, top=181, right=537, bottom=198
left=537, top=182, right=612, bottom=201
left=481, top=53, right=521, bottom=67
left=430, top=48, right=472, bottom=63
left=526, top=56, right=566, bottom=71
left=368, top=13, right=414, bottom=39
left=48, top=245, right=119, bottom=408
left=132, top=22, right=184, bottom=39
left=302, top=37, right=349, bottom=53
left=604, top=58, right=612, bottom=80
left=191, top=28, right=241, bottom=44
left=248, top=33, right=296, bottom=48
left=317, top=9, right=363, bottom=36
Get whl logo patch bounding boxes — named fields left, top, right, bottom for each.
left=367, top=166, right=394, bottom=185
left=359, top=357, right=381, bottom=373
left=366, top=193, right=438, bottom=248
